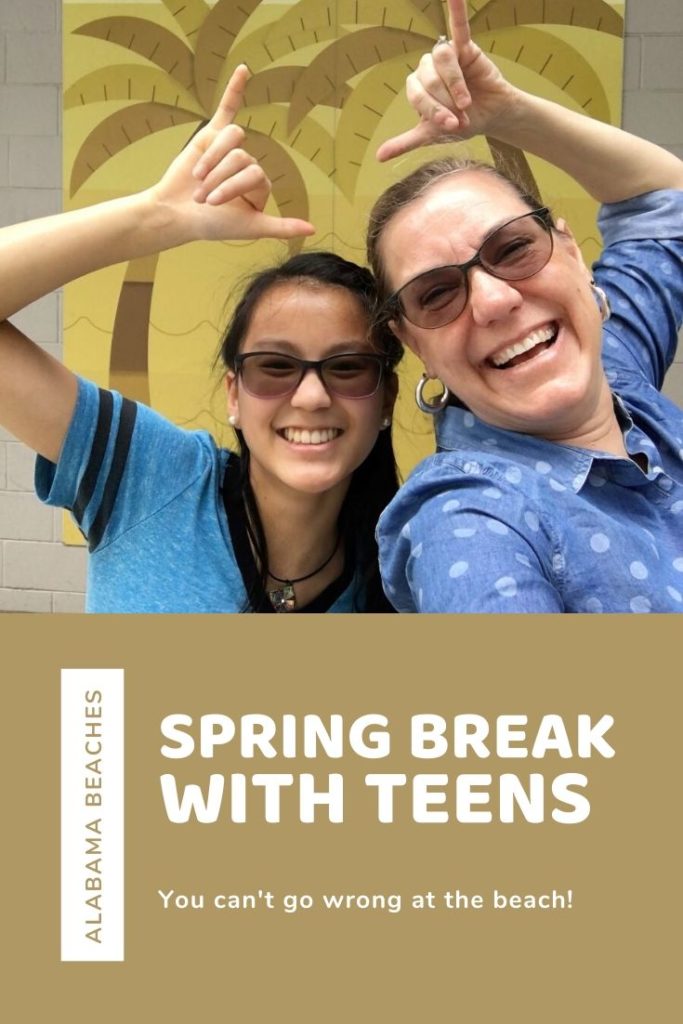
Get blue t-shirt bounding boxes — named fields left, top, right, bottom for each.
left=377, top=190, right=683, bottom=613
left=36, top=380, right=360, bottom=613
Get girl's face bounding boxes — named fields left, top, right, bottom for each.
left=380, top=172, right=608, bottom=444
left=227, top=282, right=395, bottom=501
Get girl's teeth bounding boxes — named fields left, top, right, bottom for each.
left=283, top=428, right=339, bottom=445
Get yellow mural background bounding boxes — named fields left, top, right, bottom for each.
left=63, top=0, right=625, bottom=542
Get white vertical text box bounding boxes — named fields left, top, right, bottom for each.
left=61, top=669, right=124, bottom=961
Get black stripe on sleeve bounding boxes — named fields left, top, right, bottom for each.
left=87, top=397, right=138, bottom=552
left=72, top=388, right=114, bottom=526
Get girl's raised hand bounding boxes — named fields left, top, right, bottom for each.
left=376, top=0, right=516, bottom=162
left=151, top=65, right=315, bottom=242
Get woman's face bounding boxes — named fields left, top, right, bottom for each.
left=380, top=172, right=607, bottom=442
left=227, top=282, right=395, bottom=500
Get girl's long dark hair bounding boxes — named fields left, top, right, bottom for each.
left=218, top=251, right=402, bottom=612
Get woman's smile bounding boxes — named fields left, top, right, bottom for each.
left=488, top=322, right=559, bottom=369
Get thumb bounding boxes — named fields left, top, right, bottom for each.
left=376, top=122, right=439, bottom=162
left=250, top=214, right=316, bottom=240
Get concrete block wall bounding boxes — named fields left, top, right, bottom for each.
left=0, top=0, right=88, bottom=611
left=1, top=0, right=683, bottom=612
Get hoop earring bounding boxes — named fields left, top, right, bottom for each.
left=591, top=281, right=611, bottom=323
left=415, top=374, right=450, bottom=415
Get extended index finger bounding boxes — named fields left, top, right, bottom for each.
left=447, top=0, right=473, bottom=50
left=209, top=64, right=250, bottom=130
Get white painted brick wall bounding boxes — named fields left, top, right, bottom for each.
left=0, top=0, right=682, bottom=612
left=0, top=0, right=79, bottom=611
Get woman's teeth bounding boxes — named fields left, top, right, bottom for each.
left=282, top=427, right=340, bottom=445
left=491, top=325, right=558, bottom=368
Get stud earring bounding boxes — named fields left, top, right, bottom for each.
left=228, top=414, right=239, bottom=428
left=381, top=417, right=392, bottom=429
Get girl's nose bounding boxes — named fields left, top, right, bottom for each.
left=289, top=368, right=333, bottom=408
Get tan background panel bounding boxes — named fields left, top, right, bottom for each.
left=3, top=615, right=679, bottom=1021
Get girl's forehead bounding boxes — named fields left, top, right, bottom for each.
left=241, top=282, right=371, bottom=354
left=252, top=280, right=364, bottom=317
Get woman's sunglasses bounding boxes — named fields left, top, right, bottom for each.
left=383, top=208, right=554, bottom=330
left=234, top=351, right=389, bottom=399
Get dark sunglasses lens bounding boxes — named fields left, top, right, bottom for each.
left=481, top=214, right=552, bottom=280
left=322, top=355, right=383, bottom=397
left=240, top=354, right=301, bottom=397
left=401, top=267, right=467, bottom=329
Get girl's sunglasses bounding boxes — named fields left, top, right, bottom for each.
left=234, top=351, right=389, bottom=399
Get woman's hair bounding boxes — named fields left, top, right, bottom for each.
left=366, top=156, right=550, bottom=303
left=218, top=250, right=402, bottom=613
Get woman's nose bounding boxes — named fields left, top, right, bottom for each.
left=290, top=368, right=333, bottom=408
left=468, top=266, right=523, bottom=325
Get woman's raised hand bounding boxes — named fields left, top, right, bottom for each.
left=151, top=64, right=315, bottom=242
left=376, top=0, right=517, bottom=162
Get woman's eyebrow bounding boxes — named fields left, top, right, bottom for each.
left=402, top=210, right=534, bottom=281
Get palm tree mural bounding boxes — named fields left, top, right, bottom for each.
left=64, top=0, right=624, bottom=456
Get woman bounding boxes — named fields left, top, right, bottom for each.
left=368, top=0, right=683, bottom=613
left=0, top=66, right=400, bottom=613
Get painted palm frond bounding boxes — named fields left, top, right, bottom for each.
left=403, top=0, right=448, bottom=33
left=238, top=106, right=335, bottom=199
left=243, top=67, right=307, bottom=107
left=193, top=0, right=263, bottom=111
left=479, top=26, right=612, bottom=120
left=64, top=65, right=201, bottom=119
left=267, top=0, right=439, bottom=37
left=74, top=17, right=196, bottom=93
left=287, top=28, right=432, bottom=132
left=243, top=129, right=310, bottom=249
left=159, top=0, right=210, bottom=48
left=70, top=103, right=200, bottom=195
left=470, top=0, right=623, bottom=36
left=333, top=55, right=423, bottom=200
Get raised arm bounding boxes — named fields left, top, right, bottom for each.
left=0, top=65, right=314, bottom=462
left=377, top=0, right=683, bottom=200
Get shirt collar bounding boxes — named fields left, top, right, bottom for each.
left=433, top=398, right=655, bottom=493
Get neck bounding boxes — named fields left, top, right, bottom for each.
left=247, top=463, right=349, bottom=603
left=542, top=378, right=628, bottom=458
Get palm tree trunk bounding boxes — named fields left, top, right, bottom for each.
left=486, top=138, right=542, bottom=207
left=109, top=254, right=159, bottom=404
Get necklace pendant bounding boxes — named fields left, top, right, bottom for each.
left=268, top=583, right=296, bottom=612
